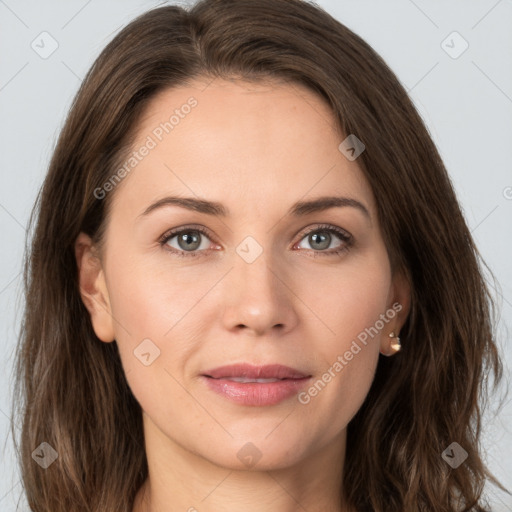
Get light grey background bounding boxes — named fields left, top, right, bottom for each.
left=1, top=0, right=511, bottom=510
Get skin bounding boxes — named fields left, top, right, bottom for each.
left=75, top=77, right=410, bottom=512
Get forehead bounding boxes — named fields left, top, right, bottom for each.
left=110, top=77, right=375, bottom=221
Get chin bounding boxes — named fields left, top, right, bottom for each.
left=198, top=435, right=310, bottom=472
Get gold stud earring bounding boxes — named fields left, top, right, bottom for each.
left=387, top=331, right=401, bottom=355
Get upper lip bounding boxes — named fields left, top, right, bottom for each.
left=202, top=364, right=310, bottom=380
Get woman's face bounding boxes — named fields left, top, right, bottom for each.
left=77, top=78, right=409, bottom=471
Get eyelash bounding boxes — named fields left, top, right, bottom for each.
left=158, top=223, right=353, bottom=259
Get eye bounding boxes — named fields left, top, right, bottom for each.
left=294, top=224, right=353, bottom=257
left=159, top=225, right=215, bottom=258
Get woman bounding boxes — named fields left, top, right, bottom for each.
left=11, top=0, right=509, bottom=510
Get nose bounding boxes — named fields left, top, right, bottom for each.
left=220, top=247, right=299, bottom=337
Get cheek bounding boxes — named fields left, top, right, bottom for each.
left=294, top=253, right=390, bottom=428
left=106, top=250, right=200, bottom=334
left=104, top=250, right=215, bottom=383
left=308, top=347, right=379, bottom=442
left=300, top=251, right=392, bottom=350
left=104, top=256, right=204, bottom=416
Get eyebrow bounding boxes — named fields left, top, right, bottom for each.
left=138, top=195, right=371, bottom=220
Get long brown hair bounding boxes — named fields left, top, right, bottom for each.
left=11, top=0, right=510, bottom=510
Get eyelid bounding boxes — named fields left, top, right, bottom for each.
left=295, top=223, right=351, bottom=241
left=158, top=224, right=216, bottom=245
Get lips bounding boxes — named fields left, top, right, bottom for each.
left=201, top=364, right=312, bottom=406
left=202, top=363, right=309, bottom=381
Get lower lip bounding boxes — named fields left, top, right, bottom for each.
left=201, top=376, right=311, bottom=406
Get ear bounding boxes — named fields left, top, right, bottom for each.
left=380, top=269, right=411, bottom=356
left=75, top=232, right=115, bottom=343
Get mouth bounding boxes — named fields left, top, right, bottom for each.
left=202, top=363, right=310, bottom=380
left=216, top=377, right=286, bottom=383
left=200, top=363, right=312, bottom=406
